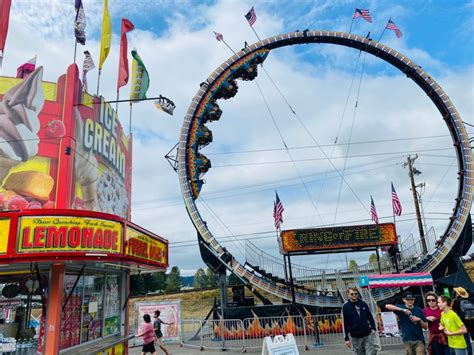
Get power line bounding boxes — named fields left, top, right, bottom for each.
left=204, top=134, right=464, bottom=156
left=211, top=147, right=453, bottom=168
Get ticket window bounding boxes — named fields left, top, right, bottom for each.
left=60, top=271, right=122, bottom=350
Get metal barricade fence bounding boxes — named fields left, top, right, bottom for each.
left=180, top=313, right=410, bottom=352
left=181, top=319, right=203, bottom=350
left=200, top=319, right=245, bottom=351
left=242, top=315, right=307, bottom=351
left=305, top=313, right=344, bottom=349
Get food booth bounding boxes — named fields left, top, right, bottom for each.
left=0, top=64, right=168, bottom=354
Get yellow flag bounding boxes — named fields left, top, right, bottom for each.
left=98, top=0, right=112, bottom=70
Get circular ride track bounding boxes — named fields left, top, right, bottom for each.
left=178, top=31, right=473, bottom=307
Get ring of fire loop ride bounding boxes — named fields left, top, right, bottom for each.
left=178, top=30, right=473, bottom=306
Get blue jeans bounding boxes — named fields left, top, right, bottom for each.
left=450, top=348, right=467, bottom=355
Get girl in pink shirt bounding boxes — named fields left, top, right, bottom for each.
left=136, top=314, right=157, bottom=355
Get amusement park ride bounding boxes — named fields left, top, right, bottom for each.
left=177, top=30, right=474, bottom=316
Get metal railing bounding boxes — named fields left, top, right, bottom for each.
left=180, top=313, right=412, bottom=352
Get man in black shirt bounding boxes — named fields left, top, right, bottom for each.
left=342, top=287, right=377, bottom=354
left=153, top=310, right=173, bottom=355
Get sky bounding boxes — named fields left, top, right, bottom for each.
left=2, top=0, right=473, bottom=276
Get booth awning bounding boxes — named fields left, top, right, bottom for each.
left=359, top=272, right=433, bottom=288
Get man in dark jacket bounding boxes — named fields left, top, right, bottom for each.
left=342, top=286, right=377, bottom=354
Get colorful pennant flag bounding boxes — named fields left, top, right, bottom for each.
left=130, top=49, right=150, bottom=102
left=391, top=182, right=402, bottom=216
left=213, top=31, right=224, bottom=42
left=245, top=6, right=257, bottom=26
left=273, top=191, right=284, bottom=231
left=370, top=196, right=379, bottom=224
left=117, top=18, right=134, bottom=90
left=74, top=0, right=86, bottom=45
left=0, top=0, right=12, bottom=65
left=16, top=56, right=36, bottom=79
left=353, top=8, right=372, bottom=23
left=386, top=19, right=402, bottom=38
left=98, top=0, right=112, bottom=70
left=82, top=50, right=95, bottom=92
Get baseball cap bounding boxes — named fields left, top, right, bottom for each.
left=403, top=292, right=416, bottom=300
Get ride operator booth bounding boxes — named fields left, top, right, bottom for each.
left=0, top=64, right=168, bottom=354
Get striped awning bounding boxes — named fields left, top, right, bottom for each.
left=366, top=272, right=433, bottom=288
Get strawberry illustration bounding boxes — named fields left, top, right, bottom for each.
left=0, top=193, right=5, bottom=210
left=45, top=120, right=66, bottom=138
left=42, top=201, right=54, bottom=209
left=28, top=200, right=43, bottom=209
left=7, top=195, right=29, bottom=210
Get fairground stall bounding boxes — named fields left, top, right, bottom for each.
left=0, top=64, right=168, bottom=354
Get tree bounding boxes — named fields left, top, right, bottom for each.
left=143, top=273, right=159, bottom=293
left=154, top=272, right=166, bottom=291
left=368, top=253, right=378, bottom=269
left=165, top=266, right=181, bottom=293
left=348, top=260, right=359, bottom=272
left=130, top=274, right=146, bottom=296
left=206, top=267, right=218, bottom=288
left=194, top=268, right=207, bottom=289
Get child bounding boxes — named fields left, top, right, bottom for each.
left=136, top=314, right=157, bottom=355
left=438, top=295, right=468, bottom=355
left=154, top=310, right=174, bottom=355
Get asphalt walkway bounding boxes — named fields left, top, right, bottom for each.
left=128, top=343, right=405, bottom=354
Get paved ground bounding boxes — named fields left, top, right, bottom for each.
left=128, top=343, right=406, bottom=354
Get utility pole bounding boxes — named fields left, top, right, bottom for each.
left=403, top=155, right=428, bottom=254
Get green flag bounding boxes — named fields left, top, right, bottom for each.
left=130, top=49, right=150, bottom=102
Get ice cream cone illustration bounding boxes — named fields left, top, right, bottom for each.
left=0, top=67, right=44, bottom=182
left=74, top=108, right=99, bottom=210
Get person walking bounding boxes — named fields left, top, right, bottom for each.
left=154, top=310, right=173, bottom=355
left=136, top=314, right=157, bottom=355
left=386, top=292, right=428, bottom=355
left=438, top=295, right=468, bottom=355
left=423, top=292, right=449, bottom=355
left=342, top=286, right=377, bottom=355
left=452, top=287, right=473, bottom=355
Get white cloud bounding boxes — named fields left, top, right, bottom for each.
left=2, top=0, right=472, bottom=274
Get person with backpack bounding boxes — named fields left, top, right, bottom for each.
left=438, top=295, right=468, bottom=355
left=342, top=286, right=377, bottom=354
left=452, top=287, right=473, bottom=355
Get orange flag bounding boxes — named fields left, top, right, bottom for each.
left=117, top=18, right=134, bottom=90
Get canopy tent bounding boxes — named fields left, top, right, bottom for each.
left=359, top=272, right=433, bottom=289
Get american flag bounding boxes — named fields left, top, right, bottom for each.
left=353, top=8, right=372, bottom=23
left=273, top=191, right=284, bottom=231
left=213, top=31, right=224, bottom=42
left=391, top=182, right=402, bottom=216
left=370, top=196, right=379, bottom=224
left=245, top=6, right=257, bottom=26
left=386, top=19, right=402, bottom=38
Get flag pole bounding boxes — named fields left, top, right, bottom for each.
left=73, top=42, right=78, bottom=64
left=349, top=18, right=355, bottom=34
left=129, top=102, right=133, bottom=134
left=96, top=69, right=101, bottom=96
left=377, top=19, right=389, bottom=42
left=250, top=25, right=261, bottom=42
left=222, top=40, right=236, bottom=55
left=116, top=90, right=119, bottom=112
